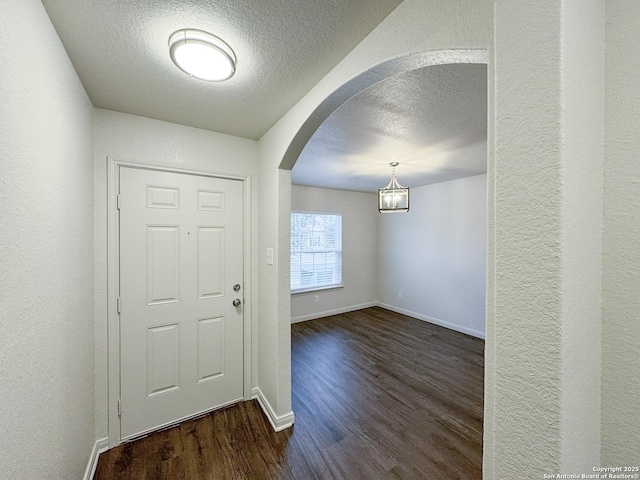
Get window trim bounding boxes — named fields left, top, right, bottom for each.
left=291, top=284, right=344, bottom=295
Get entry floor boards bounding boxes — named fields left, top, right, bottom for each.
left=95, top=307, right=484, bottom=479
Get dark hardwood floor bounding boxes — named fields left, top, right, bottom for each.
left=95, top=307, right=484, bottom=479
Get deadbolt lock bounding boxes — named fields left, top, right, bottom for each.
left=233, top=284, right=241, bottom=292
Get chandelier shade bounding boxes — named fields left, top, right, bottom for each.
left=378, top=162, right=409, bottom=213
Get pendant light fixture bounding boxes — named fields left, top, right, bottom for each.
left=169, top=29, right=236, bottom=82
left=378, top=162, right=409, bottom=213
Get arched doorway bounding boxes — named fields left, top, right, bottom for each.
left=277, top=49, right=489, bottom=474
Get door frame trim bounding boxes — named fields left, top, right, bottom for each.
left=106, top=157, right=253, bottom=447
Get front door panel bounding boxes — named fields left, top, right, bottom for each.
left=119, top=167, right=244, bottom=440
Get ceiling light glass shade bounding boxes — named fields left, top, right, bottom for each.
left=378, top=163, right=409, bottom=213
left=169, top=29, right=236, bottom=81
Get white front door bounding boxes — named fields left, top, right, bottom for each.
left=118, top=166, right=244, bottom=440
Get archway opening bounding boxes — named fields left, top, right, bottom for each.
left=279, top=49, right=489, bottom=476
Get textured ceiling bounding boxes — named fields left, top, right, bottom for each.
left=292, top=63, right=488, bottom=192
left=40, top=0, right=403, bottom=140
left=41, top=1, right=487, bottom=192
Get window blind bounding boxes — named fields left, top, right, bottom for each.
left=290, top=212, right=342, bottom=292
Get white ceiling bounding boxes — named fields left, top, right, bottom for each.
left=41, top=1, right=487, bottom=193
left=40, top=0, right=403, bottom=140
left=293, top=63, right=487, bottom=192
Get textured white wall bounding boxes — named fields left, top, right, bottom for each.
left=290, top=186, right=378, bottom=322
left=93, top=109, right=259, bottom=440
left=602, top=0, right=640, bottom=464
left=559, top=0, right=603, bottom=470
left=0, top=1, right=95, bottom=478
left=258, top=0, right=493, bottom=424
left=256, top=155, right=280, bottom=410
left=276, top=169, right=293, bottom=417
left=378, top=175, right=487, bottom=338
left=491, top=0, right=603, bottom=475
left=493, top=3, right=563, bottom=474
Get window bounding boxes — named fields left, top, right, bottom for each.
left=290, top=212, right=342, bottom=293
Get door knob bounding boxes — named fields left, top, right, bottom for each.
left=232, top=298, right=242, bottom=307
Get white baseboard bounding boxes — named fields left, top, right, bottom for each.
left=251, top=387, right=295, bottom=432
left=375, top=302, right=485, bottom=339
left=84, top=437, right=109, bottom=480
left=291, top=301, right=377, bottom=324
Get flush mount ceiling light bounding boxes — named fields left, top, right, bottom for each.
left=169, top=29, right=236, bottom=82
left=378, top=162, right=410, bottom=213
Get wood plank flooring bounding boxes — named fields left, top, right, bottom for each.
left=95, top=307, right=484, bottom=479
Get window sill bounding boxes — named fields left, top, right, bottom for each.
left=291, top=285, right=344, bottom=295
